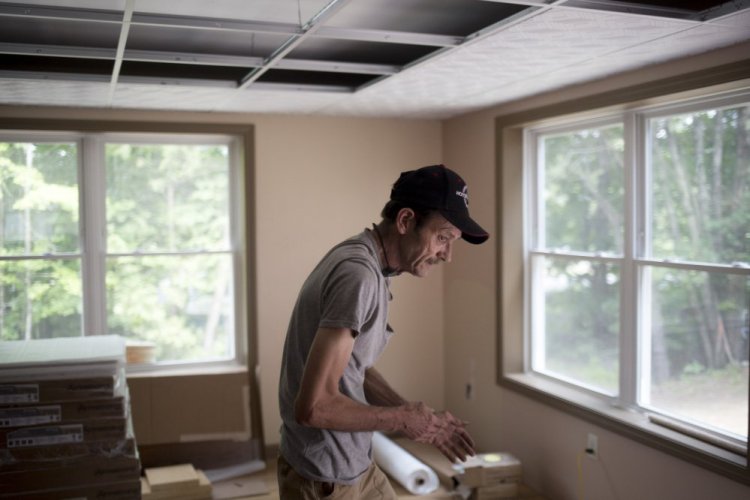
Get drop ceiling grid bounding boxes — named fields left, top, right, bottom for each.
left=707, top=7, right=750, bottom=27
left=131, top=0, right=329, bottom=24
left=0, top=1, right=749, bottom=118
left=5, top=0, right=327, bottom=23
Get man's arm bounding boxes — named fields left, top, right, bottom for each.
left=294, top=327, right=402, bottom=432
left=295, top=327, right=475, bottom=462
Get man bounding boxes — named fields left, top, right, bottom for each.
left=278, top=164, right=489, bottom=499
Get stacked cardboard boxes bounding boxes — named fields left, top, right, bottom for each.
left=141, top=463, right=212, bottom=499
left=457, top=453, right=523, bottom=499
left=0, top=336, right=141, bottom=499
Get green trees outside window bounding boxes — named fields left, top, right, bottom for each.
left=528, top=96, right=749, bottom=442
left=0, top=141, right=82, bottom=340
left=1, top=134, right=241, bottom=365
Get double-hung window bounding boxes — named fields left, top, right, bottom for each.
left=0, top=130, right=246, bottom=368
left=520, top=88, right=749, bottom=477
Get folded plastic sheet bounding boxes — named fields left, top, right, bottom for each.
left=372, top=432, right=439, bottom=495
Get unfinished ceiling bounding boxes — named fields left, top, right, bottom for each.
left=0, top=0, right=749, bottom=119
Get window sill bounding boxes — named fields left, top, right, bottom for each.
left=500, top=372, right=748, bottom=484
left=126, top=362, right=247, bottom=379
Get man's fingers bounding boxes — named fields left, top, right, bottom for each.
left=455, top=428, right=475, bottom=453
left=436, top=442, right=459, bottom=463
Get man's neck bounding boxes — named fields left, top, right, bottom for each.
left=372, top=222, right=400, bottom=276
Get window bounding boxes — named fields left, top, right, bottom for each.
left=499, top=83, right=749, bottom=484
left=0, top=131, right=246, bottom=368
left=529, top=120, right=625, bottom=396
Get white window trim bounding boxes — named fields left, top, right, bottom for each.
left=497, top=74, right=750, bottom=486
left=0, top=126, right=252, bottom=375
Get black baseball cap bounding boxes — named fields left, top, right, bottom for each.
left=390, top=164, right=489, bottom=244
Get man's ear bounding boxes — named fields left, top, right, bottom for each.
left=395, top=208, right=415, bottom=235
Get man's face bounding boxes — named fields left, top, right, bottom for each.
left=399, top=213, right=461, bottom=277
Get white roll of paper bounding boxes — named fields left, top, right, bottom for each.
left=371, top=432, right=439, bottom=495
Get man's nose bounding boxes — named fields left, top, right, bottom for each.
left=439, top=242, right=453, bottom=263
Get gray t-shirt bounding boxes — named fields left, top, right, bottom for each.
left=278, top=230, right=394, bottom=484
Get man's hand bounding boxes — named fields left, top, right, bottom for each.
left=400, top=402, right=475, bottom=462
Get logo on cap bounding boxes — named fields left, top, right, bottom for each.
left=455, top=185, right=469, bottom=207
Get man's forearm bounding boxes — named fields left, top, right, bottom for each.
left=300, top=393, right=476, bottom=463
left=363, top=367, right=408, bottom=407
left=297, top=390, right=409, bottom=433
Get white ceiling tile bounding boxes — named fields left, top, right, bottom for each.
left=321, top=9, right=697, bottom=118
left=212, top=88, right=348, bottom=114
left=111, top=84, right=234, bottom=111
left=0, top=79, right=110, bottom=107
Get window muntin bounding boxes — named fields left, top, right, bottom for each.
left=526, top=93, right=750, bottom=450
left=0, top=132, right=243, bottom=367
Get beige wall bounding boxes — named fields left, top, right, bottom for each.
left=0, top=106, right=446, bottom=447
left=252, top=114, right=446, bottom=443
left=442, top=42, right=750, bottom=500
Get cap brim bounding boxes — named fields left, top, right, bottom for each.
left=442, top=210, right=489, bottom=245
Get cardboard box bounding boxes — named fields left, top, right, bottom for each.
left=0, top=436, right=137, bottom=465
left=1, top=417, right=127, bottom=449
left=470, top=481, right=520, bottom=500
left=0, top=397, right=126, bottom=427
left=0, top=376, right=117, bottom=405
left=142, top=468, right=212, bottom=500
left=2, top=479, right=141, bottom=500
left=458, top=453, right=522, bottom=488
left=144, top=463, right=201, bottom=492
left=0, top=455, right=141, bottom=494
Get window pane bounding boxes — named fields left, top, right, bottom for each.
left=540, top=124, right=624, bottom=253
left=106, top=254, right=234, bottom=363
left=644, top=266, right=749, bottom=438
left=649, top=104, right=750, bottom=264
left=0, top=259, right=82, bottom=340
left=533, top=255, right=620, bottom=393
left=0, top=141, right=79, bottom=256
left=105, top=143, right=230, bottom=253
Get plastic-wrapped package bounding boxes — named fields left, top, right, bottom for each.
left=0, top=336, right=141, bottom=499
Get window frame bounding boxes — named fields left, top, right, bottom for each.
left=0, top=119, right=256, bottom=375
left=496, top=65, right=750, bottom=486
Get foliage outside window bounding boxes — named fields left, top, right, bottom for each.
left=526, top=93, right=749, bottom=454
left=0, top=132, right=243, bottom=366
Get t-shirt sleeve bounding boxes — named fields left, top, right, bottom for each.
left=318, top=259, right=378, bottom=335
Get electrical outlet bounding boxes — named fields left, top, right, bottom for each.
left=586, top=433, right=598, bottom=459
left=465, top=358, right=476, bottom=400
